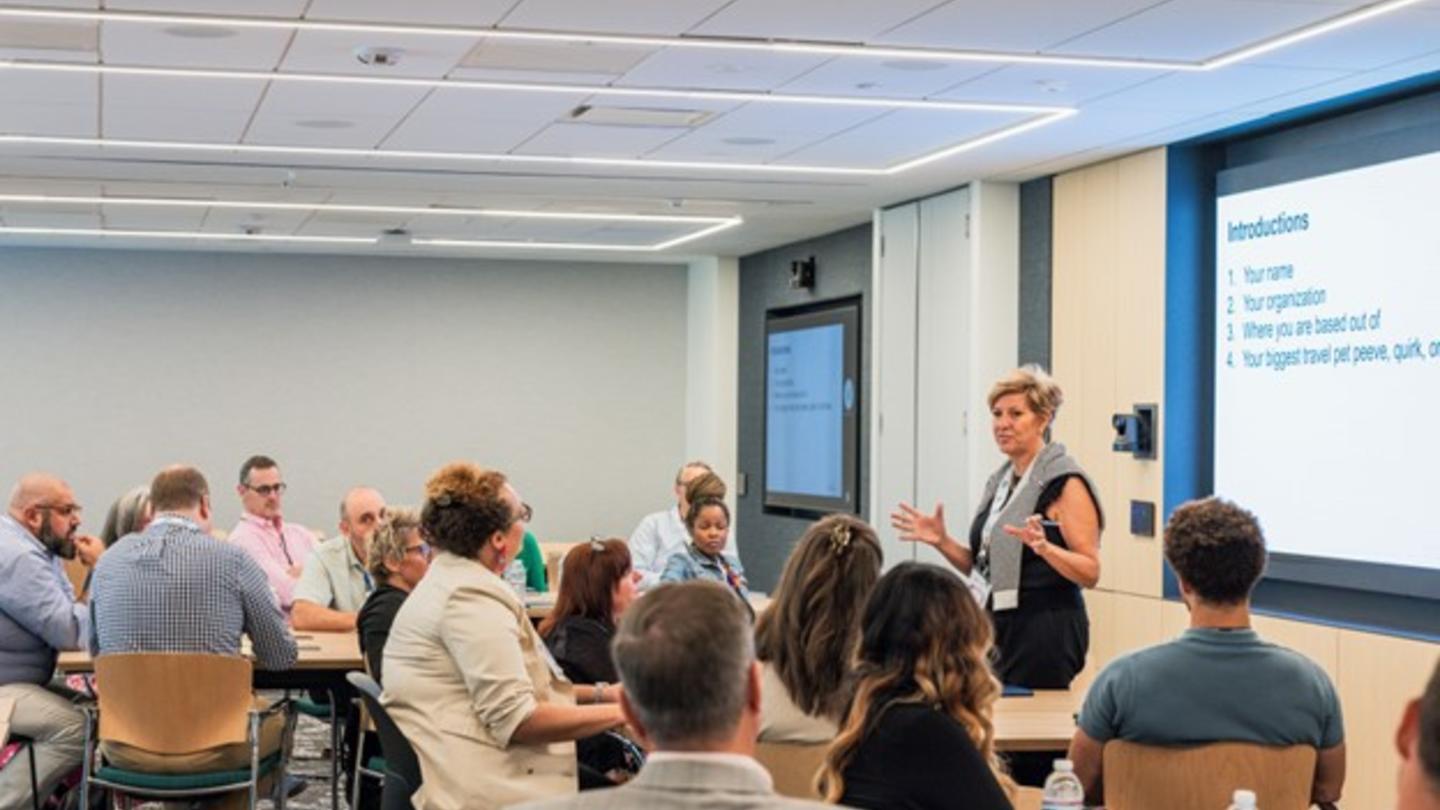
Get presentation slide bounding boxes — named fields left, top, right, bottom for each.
left=766, top=323, right=848, bottom=499
left=1214, top=149, right=1440, bottom=572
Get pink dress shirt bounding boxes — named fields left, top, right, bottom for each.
left=228, top=512, right=317, bottom=613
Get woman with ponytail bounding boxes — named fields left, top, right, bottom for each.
left=817, top=562, right=1014, bottom=810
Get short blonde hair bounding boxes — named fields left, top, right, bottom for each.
left=987, top=364, right=1064, bottom=422
left=368, top=507, right=421, bottom=582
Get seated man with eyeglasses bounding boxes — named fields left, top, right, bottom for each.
left=292, top=487, right=387, bottom=632
left=0, top=473, right=104, bottom=807
left=228, top=455, right=318, bottom=617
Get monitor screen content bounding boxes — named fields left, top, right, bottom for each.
left=764, top=302, right=859, bottom=514
left=1214, top=147, right=1440, bottom=596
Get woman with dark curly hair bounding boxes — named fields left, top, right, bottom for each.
left=818, top=563, right=1014, bottom=810
left=382, top=463, right=625, bottom=810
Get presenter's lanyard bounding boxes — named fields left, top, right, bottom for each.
left=977, top=456, right=1038, bottom=577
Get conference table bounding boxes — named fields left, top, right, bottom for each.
left=993, top=688, right=1081, bottom=752
left=57, top=631, right=364, bottom=690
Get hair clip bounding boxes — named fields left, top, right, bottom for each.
left=829, top=523, right=853, bottom=556
left=433, top=493, right=453, bottom=508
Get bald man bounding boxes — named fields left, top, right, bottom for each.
left=292, top=487, right=386, bottom=632
left=1398, top=658, right=1440, bottom=810
left=0, top=473, right=102, bottom=806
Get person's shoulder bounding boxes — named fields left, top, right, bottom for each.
left=1252, top=638, right=1337, bottom=688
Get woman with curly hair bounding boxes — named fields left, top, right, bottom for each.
left=817, top=562, right=1014, bottom=810
left=754, top=514, right=882, bottom=743
left=382, top=463, right=624, bottom=810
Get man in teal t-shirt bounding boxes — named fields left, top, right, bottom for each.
left=1069, top=498, right=1345, bottom=807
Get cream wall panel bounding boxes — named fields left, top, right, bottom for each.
left=1052, top=149, right=1166, bottom=599
left=1160, top=598, right=1189, bottom=639
left=1111, top=591, right=1169, bottom=658
left=1336, top=631, right=1437, bottom=810
left=1252, top=613, right=1340, bottom=682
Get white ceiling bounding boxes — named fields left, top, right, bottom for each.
left=0, top=0, right=1437, bottom=260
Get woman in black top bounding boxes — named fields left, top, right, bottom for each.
left=356, top=508, right=430, bottom=681
left=538, top=538, right=643, bottom=784
left=819, top=563, right=1014, bottom=810
left=892, top=365, right=1103, bottom=689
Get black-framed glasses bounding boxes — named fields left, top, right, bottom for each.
left=405, top=542, right=432, bottom=559
left=514, top=502, right=533, bottom=524
left=245, top=483, right=287, bottom=497
left=38, top=502, right=83, bottom=517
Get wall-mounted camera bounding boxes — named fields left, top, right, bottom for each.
left=1112, top=403, right=1157, bottom=459
left=789, top=256, right=816, bottom=290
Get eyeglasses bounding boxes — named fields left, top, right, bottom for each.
left=405, top=542, right=432, bottom=559
left=245, top=483, right=287, bottom=497
left=38, top=503, right=83, bottom=517
left=514, top=502, right=533, bottom=524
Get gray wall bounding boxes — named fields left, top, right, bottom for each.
left=0, top=247, right=688, bottom=541
left=1019, top=177, right=1053, bottom=370
left=736, top=223, right=872, bottom=592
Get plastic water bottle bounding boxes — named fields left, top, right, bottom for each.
left=504, top=558, right=527, bottom=597
left=1040, top=758, right=1084, bottom=809
left=1226, top=789, right=1258, bottom=810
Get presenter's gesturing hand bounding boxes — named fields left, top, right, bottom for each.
left=891, top=502, right=974, bottom=574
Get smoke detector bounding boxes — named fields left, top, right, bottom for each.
left=354, top=46, right=405, bottom=67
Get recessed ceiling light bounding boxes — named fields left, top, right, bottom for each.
left=162, top=24, right=236, bottom=39
left=295, top=119, right=356, bottom=130
left=881, top=59, right=948, bottom=72
left=721, top=136, right=775, bottom=146
left=0, top=1, right=1422, bottom=72
left=0, top=226, right=372, bottom=244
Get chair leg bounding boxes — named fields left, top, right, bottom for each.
left=349, top=727, right=364, bottom=810
left=329, top=690, right=341, bottom=810
left=26, top=741, right=41, bottom=810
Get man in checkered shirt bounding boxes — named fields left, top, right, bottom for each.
left=89, top=465, right=297, bottom=793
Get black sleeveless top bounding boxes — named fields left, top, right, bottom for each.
left=966, top=473, right=1100, bottom=604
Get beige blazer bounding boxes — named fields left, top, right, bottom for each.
left=382, top=551, right=577, bottom=810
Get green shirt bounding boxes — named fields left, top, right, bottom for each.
left=1079, top=627, right=1343, bottom=749
left=519, top=530, right=547, bottom=593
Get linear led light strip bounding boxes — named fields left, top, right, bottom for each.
left=0, top=60, right=1063, bottom=114
left=0, top=194, right=744, bottom=251
left=0, top=0, right=1426, bottom=71
left=0, top=106, right=1072, bottom=178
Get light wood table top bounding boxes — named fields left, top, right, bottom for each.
left=56, top=631, right=363, bottom=674
left=993, top=688, right=1080, bottom=752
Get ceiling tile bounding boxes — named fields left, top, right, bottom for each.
left=0, top=18, right=98, bottom=59
left=1055, top=0, right=1343, bottom=61
left=249, top=79, right=428, bottom=117
left=501, top=0, right=731, bottom=35
left=1086, top=64, right=1351, bottom=113
left=279, top=29, right=477, bottom=78
left=100, top=18, right=291, bottom=69
left=245, top=112, right=413, bottom=148
left=513, top=122, right=688, bottom=159
left=778, top=56, right=994, bottom=98
left=646, top=103, right=884, bottom=162
left=776, top=108, right=1025, bottom=168
left=101, top=205, right=207, bottom=230
left=201, top=207, right=310, bottom=235
left=103, top=104, right=252, bottom=142
left=618, top=48, right=829, bottom=92
left=875, top=0, right=1160, bottom=52
left=688, top=0, right=948, bottom=40
left=0, top=208, right=102, bottom=228
left=1246, top=6, right=1440, bottom=71
left=305, top=0, right=513, bottom=26
left=0, top=0, right=97, bottom=7
left=935, top=64, right=1160, bottom=105
left=0, top=69, right=95, bottom=106
left=380, top=87, right=592, bottom=152
left=105, top=0, right=307, bottom=16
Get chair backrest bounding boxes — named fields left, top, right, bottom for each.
left=538, top=542, right=579, bottom=591
left=1102, top=740, right=1318, bottom=810
left=64, top=557, right=89, bottom=601
left=94, top=653, right=254, bottom=754
left=754, top=741, right=827, bottom=799
left=347, top=672, right=422, bottom=808
left=1014, top=786, right=1043, bottom=810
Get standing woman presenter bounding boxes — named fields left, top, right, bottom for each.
left=892, top=365, right=1103, bottom=689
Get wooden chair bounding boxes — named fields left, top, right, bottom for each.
left=1014, top=786, right=1043, bottom=810
left=63, top=556, right=89, bottom=601
left=539, top=541, right=580, bottom=591
left=80, top=653, right=295, bottom=809
left=1102, top=740, right=1317, bottom=810
left=754, top=741, right=827, bottom=800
